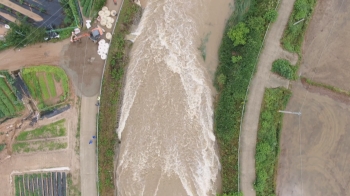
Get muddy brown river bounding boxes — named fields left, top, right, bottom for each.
left=116, top=0, right=233, bottom=195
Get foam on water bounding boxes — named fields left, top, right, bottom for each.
left=116, top=0, right=220, bottom=195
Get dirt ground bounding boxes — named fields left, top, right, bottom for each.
left=299, top=0, right=350, bottom=91
left=276, top=0, right=350, bottom=195
left=0, top=99, right=80, bottom=196
left=0, top=37, right=104, bottom=97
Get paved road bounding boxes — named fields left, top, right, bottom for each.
left=78, top=1, right=124, bottom=196
left=239, top=0, right=297, bottom=195
left=80, top=96, right=99, bottom=196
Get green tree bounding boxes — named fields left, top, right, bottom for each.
left=5, top=23, right=46, bottom=48
left=227, top=22, right=250, bottom=46
left=271, top=59, right=297, bottom=80
left=264, top=10, right=278, bottom=22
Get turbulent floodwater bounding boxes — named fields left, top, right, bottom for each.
left=116, top=0, right=232, bottom=195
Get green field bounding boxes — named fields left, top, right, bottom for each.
left=22, top=65, right=69, bottom=110
left=16, top=119, right=66, bottom=141
left=0, top=71, right=24, bottom=118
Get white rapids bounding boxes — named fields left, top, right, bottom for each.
left=116, top=0, right=231, bottom=195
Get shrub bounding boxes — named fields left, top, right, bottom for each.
left=271, top=59, right=297, bottom=80
left=264, top=10, right=278, bottom=22
left=214, top=0, right=280, bottom=193
left=227, top=22, right=250, bottom=46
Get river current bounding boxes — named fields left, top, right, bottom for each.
left=116, top=0, right=232, bottom=195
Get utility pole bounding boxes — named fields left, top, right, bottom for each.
left=278, top=110, right=301, bottom=116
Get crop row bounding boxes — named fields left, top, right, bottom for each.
left=14, top=172, right=67, bottom=196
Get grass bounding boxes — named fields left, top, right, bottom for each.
left=75, top=97, right=81, bottom=155
left=254, top=88, right=291, bottom=195
left=0, top=143, right=6, bottom=152
left=97, top=0, right=140, bottom=195
left=214, top=0, right=279, bottom=193
left=281, top=0, right=317, bottom=53
left=16, top=119, right=66, bottom=141
left=271, top=59, right=298, bottom=80
left=12, top=140, right=67, bottom=153
left=67, top=173, right=81, bottom=196
left=22, top=65, right=69, bottom=110
left=301, top=77, right=350, bottom=96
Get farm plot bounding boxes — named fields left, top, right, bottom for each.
left=12, top=119, right=68, bottom=153
left=16, top=119, right=66, bottom=141
left=0, top=71, right=24, bottom=118
left=14, top=172, right=67, bottom=196
left=22, top=65, right=69, bottom=110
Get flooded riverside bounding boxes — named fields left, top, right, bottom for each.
left=116, top=0, right=233, bottom=195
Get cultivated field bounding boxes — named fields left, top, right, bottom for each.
left=22, top=65, right=69, bottom=110
left=0, top=71, right=24, bottom=118
left=276, top=0, right=350, bottom=195
left=12, top=119, right=68, bottom=154
left=13, top=172, right=67, bottom=196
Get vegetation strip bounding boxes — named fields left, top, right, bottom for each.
left=281, top=0, right=317, bottom=53
left=301, top=77, right=350, bottom=97
left=97, top=0, right=140, bottom=194
left=214, top=0, right=279, bottom=194
left=16, top=119, right=66, bottom=141
left=254, top=88, right=291, bottom=195
left=12, top=140, right=67, bottom=153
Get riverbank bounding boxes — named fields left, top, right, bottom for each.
left=97, top=0, right=141, bottom=195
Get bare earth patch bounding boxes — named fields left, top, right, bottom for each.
left=276, top=0, right=350, bottom=195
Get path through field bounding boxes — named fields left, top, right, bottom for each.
left=239, top=0, right=297, bottom=195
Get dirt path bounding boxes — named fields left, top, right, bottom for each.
left=0, top=11, right=16, bottom=22
left=0, top=0, right=42, bottom=21
left=0, top=40, right=69, bottom=71
left=239, top=0, right=297, bottom=195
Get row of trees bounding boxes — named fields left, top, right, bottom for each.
left=214, top=0, right=279, bottom=194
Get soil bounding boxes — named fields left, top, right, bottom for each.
left=276, top=0, right=350, bottom=195
left=300, top=0, right=350, bottom=92
left=0, top=102, right=80, bottom=196
left=0, top=0, right=43, bottom=21
left=0, top=11, right=15, bottom=22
